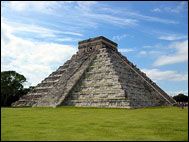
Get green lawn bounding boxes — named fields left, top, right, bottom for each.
left=1, top=106, right=188, bottom=141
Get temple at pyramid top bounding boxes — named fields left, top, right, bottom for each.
left=78, top=36, right=118, bottom=52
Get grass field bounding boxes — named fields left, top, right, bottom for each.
left=1, top=106, right=188, bottom=141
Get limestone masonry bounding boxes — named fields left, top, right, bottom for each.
left=12, top=36, right=176, bottom=108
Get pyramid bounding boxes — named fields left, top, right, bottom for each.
left=12, top=36, right=176, bottom=108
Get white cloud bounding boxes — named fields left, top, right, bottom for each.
left=138, top=50, right=161, bottom=56
left=76, top=1, right=97, bottom=11
left=61, top=31, right=83, bottom=37
left=154, top=40, right=188, bottom=66
left=8, top=1, right=61, bottom=13
left=112, top=34, right=129, bottom=41
left=84, top=13, right=138, bottom=27
left=151, top=2, right=187, bottom=14
left=5, top=1, right=178, bottom=33
left=93, top=8, right=176, bottom=25
left=55, top=37, right=82, bottom=42
left=9, top=1, right=138, bottom=29
left=1, top=17, right=77, bottom=86
left=158, top=34, right=187, bottom=41
left=119, top=48, right=135, bottom=53
left=142, top=68, right=188, bottom=81
left=4, top=20, right=83, bottom=39
left=123, top=10, right=177, bottom=24
left=152, top=8, right=161, bottom=12
left=98, top=5, right=177, bottom=24
left=139, top=51, right=147, bottom=55
left=164, top=1, right=188, bottom=14
left=142, top=45, right=153, bottom=49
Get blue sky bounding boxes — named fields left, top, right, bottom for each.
left=1, top=1, right=188, bottom=96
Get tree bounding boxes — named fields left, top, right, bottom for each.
left=173, top=93, right=188, bottom=102
left=1, top=71, right=29, bottom=106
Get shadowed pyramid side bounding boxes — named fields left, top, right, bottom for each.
left=109, top=49, right=176, bottom=107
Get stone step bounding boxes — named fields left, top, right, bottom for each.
left=13, top=92, right=48, bottom=106
left=58, top=60, right=80, bottom=70
left=20, top=95, right=43, bottom=102
left=77, top=83, right=122, bottom=91
left=41, top=79, right=59, bottom=84
left=45, top=75, right=61, bottom=81
left=57, top=67, right=67, bottom=72
left=35, top=86, right=53, bottom=90
left=37, top=84, right=54, bottom=89
left=49, top=70, right=65, bottom=77
left=32, top=87, right=50, bottom=93
left=21, top=94, right=42, bottom=99
left=58, top=62, right=78, bottom=69
left=67, top=98, right=129, bottom=102
left=63, top=59, right=72, bottom=65
left=55, top=70, right=69, bottom=75
left=13, top=100, right=36, bottom=107
left=28, top=92, right=48, bottom=96
left=59, top=64, right=69, bottom=70
left=86, top=69, right=116, bottom=75
left=53, top=74, right=63, bottom=77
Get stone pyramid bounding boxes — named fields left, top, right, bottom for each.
left=12, top=36, right=176, bottom=108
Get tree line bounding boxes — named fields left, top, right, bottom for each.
left=1, top=70, right=188, bottom=107
left=1, top=71, right=33, bottom=106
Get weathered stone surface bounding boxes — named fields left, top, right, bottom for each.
left=12, top=36, right=176, bottom=108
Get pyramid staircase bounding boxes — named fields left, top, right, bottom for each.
left=12, top=36, right=176, bottom=108
left=12, top=50, right=98, bottom=107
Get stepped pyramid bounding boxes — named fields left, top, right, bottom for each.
left=12, top=36, right=176, bottom=108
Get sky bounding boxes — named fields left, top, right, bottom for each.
left=1, top=1, right=188, bottom=96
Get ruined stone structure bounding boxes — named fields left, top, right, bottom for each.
left=12, top=36, right=176, bottom=108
